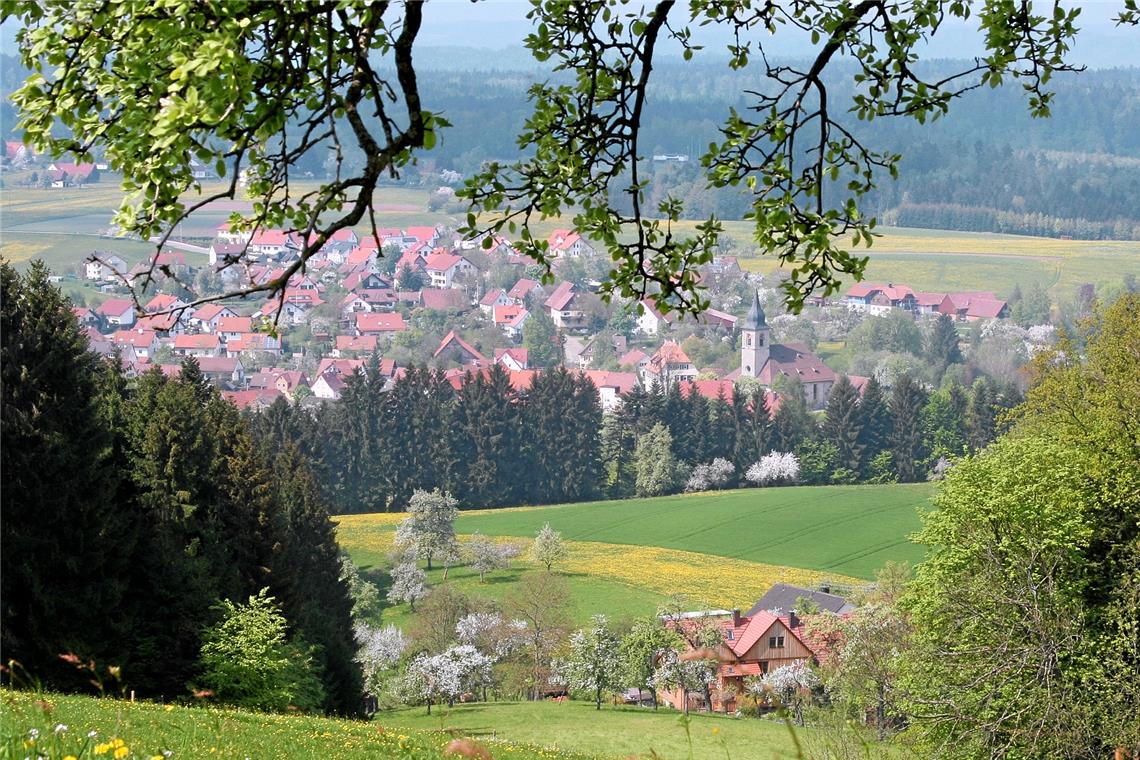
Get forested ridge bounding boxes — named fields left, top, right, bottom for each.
left=4, top=54, right=1138, bottom=239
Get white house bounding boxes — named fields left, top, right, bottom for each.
left=547, top=229, right=596, bottom=258
left=424, top=252, right=476, bottom=289
left=86, top=254, right=127, bottom=281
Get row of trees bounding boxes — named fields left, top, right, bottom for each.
left=251, top=348, right=1019, bottom=514
left=1, top=262, right=360, bottom=713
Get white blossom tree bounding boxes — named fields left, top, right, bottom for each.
left=394, top=489, right=459, bottom=570
left=752, top=660, right=820, bottom=725
left=684, top=457, right=736, bottom=492
left=386, top=562, right=427, bottom=610
left=456, top=612, right=528, bottom=660
left=649, top=647, right=719, bottom=716
left=399, top=645, right=494, bottom=714
left=745, top=451, right=801, bottom=486
left=466, top=533, right=520, bottom=582
left=530, top=523, right=568, bottom=573
left=354, top=623, right=406, bottom=700
left=556, top=614, right=624, bottom=711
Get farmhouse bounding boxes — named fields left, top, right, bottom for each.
left=543, top=281, right=587, bottom=330
left=641, top=341, right=697, bottom=388
left=844, top=283, right=918, bottom=314
left=547, top=229, right=596, bottom=258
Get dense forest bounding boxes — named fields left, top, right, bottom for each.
left=3, top=52, right=1139, bottom=239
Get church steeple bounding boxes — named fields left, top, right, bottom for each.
left=741, top=291, right=770, bottom=378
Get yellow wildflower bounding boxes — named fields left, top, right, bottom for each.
left=94, top=742, right=113, bottom=755
left=114, top=746, right=130, bottom=759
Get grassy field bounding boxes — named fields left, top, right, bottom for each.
left=382, top=700, right=899, bottom=760
left=0, top=689, right=593, bottom=760
left=338, top=484, right=930, bottom=628
left=733, top=224, right=1140, bottom=299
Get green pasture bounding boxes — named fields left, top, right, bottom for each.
left=382, top=699, right=902, bottom=760
left=342, top=483, right=932, bottom=582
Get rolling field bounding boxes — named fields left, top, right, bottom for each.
left=337, top=484, right=931, bottom=628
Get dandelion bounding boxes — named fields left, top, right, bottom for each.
left=114, top=747, right=130, bottom=760
left=27, top=728, right=40, bottom=740
left=54, top=724, right=68, bottom=734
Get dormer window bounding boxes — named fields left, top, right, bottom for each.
left=725, top=630, right=734, bottom=640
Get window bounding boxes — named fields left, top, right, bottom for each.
left=725, top=630, right=733, bottom=640
left=760, top=661, right=769, bottom=674
left=769, top=635, right=785, bottom=648
left=745, top=334, right=752, bottom=347
left=758, top=334, right=765, bottom=346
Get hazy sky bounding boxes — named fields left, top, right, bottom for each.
left=2, top=2, right=1138, bottom=68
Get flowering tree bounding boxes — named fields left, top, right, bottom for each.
left=619, top=616, right=684, bottom=710
left=745, top=452, right=801, bottom=486
left=556, top=615, right=624, bottom=711
left=530, top=523, right=568, bottom=572
left=386, top=563, right=428, bottom=610
left=753, top=660, right=820, bottom=726
left=456, top=612, right=528, bottom=661
left=649, top=647, right=718, bottom=716
left=354, top=623, right=406, bottom=701
left=684, top=457, right=736, bottom=492
left=400, top=645, right=493, bottom=714
left=466, top=533, right=520, bottom=582
left=394, top=489, right=458, bottom=570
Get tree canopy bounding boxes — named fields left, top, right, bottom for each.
left=4, top=0, right=1110, bottom=315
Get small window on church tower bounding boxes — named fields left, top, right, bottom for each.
left=758, top=335, right=765, bottom=346
left=745, top=335, right=751, bottom=347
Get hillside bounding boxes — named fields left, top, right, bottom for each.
left=0, top=689, right=591, bottom=760
left=337, top=483, right=931, bottom=628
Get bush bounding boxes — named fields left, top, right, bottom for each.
left=197, top=589, right=325, bottom=712
left=683, top=458, right=736, bottom=492
left=745, top=452, right=800, bottom=486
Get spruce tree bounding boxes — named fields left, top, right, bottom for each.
left=889, top=374, right=929, bottom=482
left=966, top=377, right=999, bottom=451
left=600, top=408, right=637, bottom=498
left=522, top=306, right=562, bottom=368
left=857, top=375, right=892, bottom=471
left=926, top=313, right=963, bottom=378
left=1, top=261, right=134, bottom=688
left=824, top=375, right=865, bottom=474
left=270, top=444, right=363, bottom=715
left=450, top=365, right=520, bottom=507
left=772, top=380, right=816, bottom=452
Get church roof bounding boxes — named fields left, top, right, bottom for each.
left=743, top=291, right=767, bottom=330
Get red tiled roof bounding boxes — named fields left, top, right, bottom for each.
left=336, top=334, right=379, bottom=352
left=111, top=329, right=157, bottom=347
left=618, top=348, right=649, bottom=367
left=420, top=288, right=466, bottom=311
left=216, top=316, right=253, bottom=333
left=507, top=278, right=538, bottom=300
left=481, top=288, right=506, bottom=307
left=223, top=388, right=283, bottom=409
left=197, top=356, right=240, bottom=373
left=96, top=299, right=135, bottom=317
left=494, top=347, right=529, bottom=365
left=424, top=252, right=464, bottom=272
left=544, top=281, right=576, bottom=311
left=433, top=330, right=487, bottom=365
left=757, top=343, right=836, bottom=386
left=680, top=379, right=736, bottom=401
left=355, top=312, right=406, bottom=333
left=404, top=225, right=439, bottom=243
left=846, top=282, right=915, bottom=301
left=174, top=334, right=220, bottom=350
left=580, top=370, right=638, bottom=394
left=548, top=228, right=581, bottom=250
left=145, top=294, right=181, bottom=312
left=192, top=304, right=232, bottom=322
left=648, top=340, right=692, bottom=371
left=493, top=304, right=527, bottom=325
left=316, top=358, right=366, bottom=377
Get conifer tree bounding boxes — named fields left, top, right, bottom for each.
left=857, top=375, right=892, bottom=471
left=1, top=261, right=134, bottom=688
left=522, top=306, right=562, bottom=368
left=966, top=377, right=999, bottom=451
left=707, top=388, right=736, bottom=463
left=450, top=365, right=520, bottom=508
left=600, top=408, right=637, bottom=498
left=270, top=444, right=363, bottom=715
left=925, top=313, right=963, bottom=378
left=824, top=375, right=865, bottom=473
left=772, top=380, right=816, bottom=452
left=889, top=374, right=929, bottom=482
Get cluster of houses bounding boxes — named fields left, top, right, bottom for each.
left=844, top=282, right=1010, bottom=321
left=79, top=219, right=1038, bottom=416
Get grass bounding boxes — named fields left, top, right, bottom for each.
left=0, top=689, right=592, bottom=760
left=734, top=225, right=1140, bottom=299
left=339, top=483, right=932, bottom=582
left=381, top=699, right=889, bottom=760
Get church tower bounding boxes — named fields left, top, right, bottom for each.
left=741, top=291, right=770, bottom=378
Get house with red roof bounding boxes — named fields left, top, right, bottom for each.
left=215, top=222, right=254, bottom=246
left=47, top=162, right=98, bottom=187
left=844, top=282, right=918, bottom=315
left=135, top=312, right=183, bottom=335
left=618, top=348, right=650, bottom=374
left=637, top=299, right=675, bottom=336
left=216, top=316, right=254, bottom=343
left=642, top=341, right=697, bottom=388
left=96, top=299, right=136, bottom=328
left=190, top=304, right=238, bottom=332
left=543, top=281, right=586, bottom=330
left=248, top=229, right=301, bottom=259
left=948, top=292, right=1010, bottom=321
left=580, top=370, right=639, bottom=411
left=492, top=305, right=529, bottom=338
left=334, top=334, right=380, bottom=357
left=223, top=388, right=284, bottom=411
left=404, top=225, right=441, bottom=246
left=355, top=312, right=406, bottom=335
left=700, top=308, right=738, bottom=332
left=224, top=332, right=282, bottom=358
left=197, top=356, right=245, bottom=387
left=144, top=293, right=185, bottom=313
left=660, top=605, right=823, bottom=714
left=311, top=370, right=348, bottom=400
left=914, top=291, right=956, bottom=316
left=173, top=333, right=223, bottom=358
left=506, top=278, right=539, bottom=304
left=72, top=306, right=99, bottom=329
left=424, top=252, right=476, bottom=289
left=418, top=288, right=468, bottom=312
left=493, top=347, right=529, bottom=372
left=433, top=330, right=488, bottom=368
left=480, top=288, right=512, bottom=314
left=547, top=229, right=596, bottom=258
left=111, top=329, right=159, bottom=360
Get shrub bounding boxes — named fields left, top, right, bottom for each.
left=745, top=452, right=800, bottom=486
left=683, top=457, right=736, bottom=492
left=197, top=588, right=324, bottom=712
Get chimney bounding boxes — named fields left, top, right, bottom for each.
left=731, top=609, right=742, bottom=627
left=789, top=609, right=799, bottom=629
left=819, top=585, right=830, bottom=595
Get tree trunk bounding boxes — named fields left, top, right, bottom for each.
left=596, top=686, right=602, bottom=710
left=876, top=683, right=886, bottom=741
left=426, top=698, right=432, bottom=715
left=426, top=555, right=433, bottom=571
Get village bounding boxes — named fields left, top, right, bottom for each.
left=72, top=220, right=1019, bottom=415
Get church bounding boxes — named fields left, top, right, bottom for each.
left=731, top=292, right=836, bottom=409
